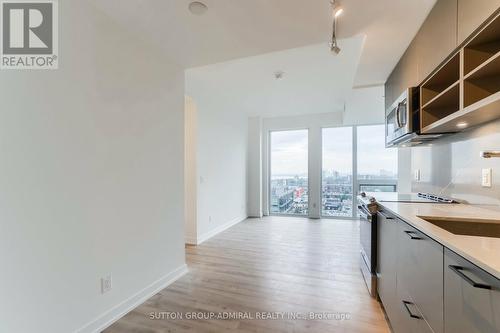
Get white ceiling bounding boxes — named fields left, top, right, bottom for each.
left=186, top=38, right=366, bottom=118
left=91, top=0, right=436, bottom=86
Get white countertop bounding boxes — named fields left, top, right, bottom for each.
left=377, top=200, right=500, bottom=279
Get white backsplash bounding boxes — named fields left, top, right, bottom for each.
left=411, top=119, right=500, bottom=205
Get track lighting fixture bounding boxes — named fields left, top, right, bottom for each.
left=330, top=0, right=342, bottom=54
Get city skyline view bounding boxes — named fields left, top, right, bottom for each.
left=270, top=125, right=398, bottom=217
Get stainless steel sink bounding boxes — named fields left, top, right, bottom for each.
left=418, top=216, right=500, bottom=238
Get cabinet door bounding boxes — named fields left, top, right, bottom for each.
left=418, top=0, right=458, bottom=82
left=397, top=222, right=444, bottom=333
left=385, top=41, right=419, bottom=110
left=394, top=279, right=434, bottom=333
left=385, top=77, right=394, bottom=112
left=394, top=42, right=420, bottom=97
left=444, top=249, right=500, bottom=333
left=458, top=0, right=500, bottom=44
left=377, top=210, right=399, bottom=323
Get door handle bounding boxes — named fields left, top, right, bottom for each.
left=404, top=230, right=422, bottom=240
left=448, top=265, right=492, bottom=290
left=402, top=301, right=422, bottom=319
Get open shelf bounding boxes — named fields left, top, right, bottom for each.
left=422, top=91, right=500, bottom=134
left=422, top=80, right=459, bottom=109
left=464, top=50, right=500, bottom=107
left=421, top=82, right=460, bottom=129
left=421, top=53, right=460, bottom=106
left=464, top=14, right=500, bottom=75
left=419, top=12, right=500, bottom=136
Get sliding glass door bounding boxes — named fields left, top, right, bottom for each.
left=321, top=127, right=353, bottom=217
left=269, top=130, right=308, bottom=216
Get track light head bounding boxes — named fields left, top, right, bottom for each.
left=330, top=42, right=341, bottom=54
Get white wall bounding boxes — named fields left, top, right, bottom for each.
left=343, top=85, right=385, bottom=126
left=410, top=119, right=500, bottom=205
left=184, top=96, right=198, bottom=244
left=247, top=117, right=263, bottom=217
left=397, top=148, right=413, bottom=193
left=185, top=72, right=248, bottom=243
left=0, top=2, right=186, bottom=332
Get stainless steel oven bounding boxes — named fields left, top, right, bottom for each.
left=357, top=195, right=378, bottom=298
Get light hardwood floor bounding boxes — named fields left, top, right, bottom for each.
left=105, top=216, right=390, bottom=333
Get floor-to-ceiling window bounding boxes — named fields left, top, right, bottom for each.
left=321, top=127, right=353, bottom=217
left=269, top=130, right=308, bottom=215
left=357, top=124, right=398, bottom=192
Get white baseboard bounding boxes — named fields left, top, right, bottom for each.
left=194, top=215, right=247, bottom=245
left=77, top=264, right=188, bottom=333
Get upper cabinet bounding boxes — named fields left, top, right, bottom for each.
left=417, top=0, right=458, bottom=83
left=385, top=41, right=419, bottom=112
left=385, top=0, right=500, bottom=112
left=423, top=13, right=500, bottom=133
left=458, top=0, right=500, bottom=45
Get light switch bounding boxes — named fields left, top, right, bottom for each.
left=482, top=168, right=492, bottom=188
left=414, top=169, right=421, bottom=182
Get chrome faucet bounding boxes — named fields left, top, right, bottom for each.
left=480, top=151, right=500, bottom=158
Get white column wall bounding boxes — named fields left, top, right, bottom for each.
left=247, top=117, right=263, bottom=217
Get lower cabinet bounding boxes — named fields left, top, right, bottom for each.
left=376, top=210, right=399, bottom=322
left=392, top=221, right=444, bottom=333
left=377, top=211, right=437, bottom=333
left=378, top=212, right=500, bottom=333
left=444, top=249, right=500, bottom=333
left=393, top=282, right=434, bottom=333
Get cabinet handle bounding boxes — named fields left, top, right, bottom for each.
left=404, top=230, right=422, bottom=240
left=379, top=211, right=394, bottom=220
left=448, top=265, right=492, bottom=290
left=402, top=300, right=421, bottom=319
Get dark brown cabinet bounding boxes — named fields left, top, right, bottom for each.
left=385, top=0, right=458, bottom=110
left=458, top=0, right=500, bottom=45
left=385, top=40, right=419, bottom=110
left=417, top=0, right=458, bottom=83
left=385, top=0, right=500, bottom=112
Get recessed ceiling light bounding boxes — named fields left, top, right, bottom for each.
left=188, top=1, right=208, bottom=15
left=456, top=121, right=468, bottom=128
left=274, top=71, right=285, bottom=80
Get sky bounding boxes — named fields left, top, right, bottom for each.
left=270, top=125, right=398, bottom=177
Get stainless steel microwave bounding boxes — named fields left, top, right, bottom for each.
left=386, top=88, right=416, bottom=146
left=385, top=88, right=443, bottom=147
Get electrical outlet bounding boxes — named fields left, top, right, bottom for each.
left=482, top=168, right=492, bottom=188
left=414, top=169, right=421, bottom=182
left=101, top=275, right=112, bottom=294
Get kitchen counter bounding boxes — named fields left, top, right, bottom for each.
left=378, top=201, right=500, bottom=279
